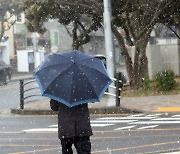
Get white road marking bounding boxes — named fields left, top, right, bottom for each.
left=172, top=115, right=180, bottom=117
left=23, top=114, right=180, bottom=133
left=90, top=120, right=138, bottom=123
left=128, top=114, right=145, bottom=117
left=137, top=125, right=158, bottom=130
left=152, top=118, right=180, bottom=121
left=129, top=121, right=180, bottom=124
left=146, top=114, right=162, bottom=117
left=48, top=123, right=115, bottom=128
left=91, top=124, right=114, bottom=127
left=114, top=125, right=137, bottom=130
left=48, top=124, right=58, bottom=128
left=99, top=117, right=155, bottom=120
left=23, top=122, right=115, bottom=133
left=23, top=128, right=58, bottom=133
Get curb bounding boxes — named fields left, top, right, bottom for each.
left=11, top=107, right=142, bottom=115
left=11, top=109, right=57, bottom=115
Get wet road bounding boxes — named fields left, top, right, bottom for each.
left=1, top=81, right=180, bottom=153
left=0, top=82, right=20, bottom=109
left=0, top=114, right=180, bottom=153
left=0, top=80, right=42, bottom=110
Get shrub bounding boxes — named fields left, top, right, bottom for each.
left=155, top=70, right=176, bottom=91
left=143, top=73, right=151, bottom=90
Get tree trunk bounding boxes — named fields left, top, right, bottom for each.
left=112, top=24, right=152, bottom=90
left=131, top=30, right=151, bottom=89
left=111, top=24, right=134, bottom=84
left=71, top=21, right=91, bottom=51
left=131, top=44, right=148, bottom=89
left=72, top=21, right=79, bottom=50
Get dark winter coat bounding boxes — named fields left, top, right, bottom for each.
left=50, top=99, right=93, bottom=139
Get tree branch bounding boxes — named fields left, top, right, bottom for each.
left=136, top=0, right=174, bottom=41
left=64, top=25, right=73, bottom=37
left=166, top=25, right=180, bottom=39
left=4, top=19, right=16, bottom=32
left=111, top=24, right=128, bottom=56
left=125, top=11, right=136, bottom=41
left=53, top=0, right=102, bottom=13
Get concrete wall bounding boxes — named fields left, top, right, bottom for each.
left=17, top=50, right=45, bottom=72
left=4, top=12, right=18, bottom=60
left=0, top=40, right=10, bottom=64
left=147, top=44, right=179, bottom=79
left=131, top=44, right=179, bottom=80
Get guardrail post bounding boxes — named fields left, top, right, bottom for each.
left=20, top=79, right=24, bottom=109
left=116, top=72, right=123, bottom=107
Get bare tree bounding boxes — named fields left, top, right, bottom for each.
left=0, top=0, right=22, bottom=42
left=23, top=0, right=180, bottom=89
left=23, top=0, right=102, bottom=50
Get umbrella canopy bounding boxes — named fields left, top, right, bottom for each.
left=34, top=50, right=112, bottom=107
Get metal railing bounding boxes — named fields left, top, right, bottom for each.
left=19, top=72, right=123, bottom=109
left=20, top=78, right=41, bottom=109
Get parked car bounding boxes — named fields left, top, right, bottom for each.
left=0, top=61, right=13, bottom=85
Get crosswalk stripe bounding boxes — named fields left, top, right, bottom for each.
left=114, top=125, right=136, bottom=130
left=152, top=118, right=180, bottom=120
left=130, top=121, right=180, bottom=124
left=22, top=113, right=180, bottom=133
left=90, top=120, right=138, bottom=123
left=91, top=124, right=114, bottom=127
left=99, top=117, right=155, bottom=120
left=172, top=114, right=180, bottom=117
left=48, top=124, right=58, bottom=128
left=146, top=114, right=162, bottom=117
left=137, top=125, right=158, bottom=130
left=23, top=128, right=58, bottom=133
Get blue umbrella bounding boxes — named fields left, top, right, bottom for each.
left=34, top=50, right=112, bottom=107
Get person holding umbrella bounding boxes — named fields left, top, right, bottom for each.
left=50, top=99, right=92, bottom=154
left=34, top=50, right=112, bottom=153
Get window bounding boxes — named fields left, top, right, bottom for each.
left=27, top=38, right=33, bottom=46
left=16, top=13, right=22, bottom=22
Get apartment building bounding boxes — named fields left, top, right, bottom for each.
left=0, top=12, right=51, bottom=72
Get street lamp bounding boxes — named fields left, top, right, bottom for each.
left=103, top=0, right=115, bottom=106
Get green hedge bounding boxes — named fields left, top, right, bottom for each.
left=155, top=70, right=176, bottom=91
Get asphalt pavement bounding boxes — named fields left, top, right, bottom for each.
left=10, top=73, right=180, bottom=115
left=8, top=73, right=180, bottom=154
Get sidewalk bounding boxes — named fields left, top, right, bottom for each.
left=12, top=72, right=34, bottom=81
left=11, top=94, right=180, bottom=115
left=11, top=73, right=180, bottom=115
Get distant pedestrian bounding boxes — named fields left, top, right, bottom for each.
left=50, top=99, right=93, bottom=154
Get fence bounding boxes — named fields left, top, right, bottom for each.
left=19, top=78, right=41, bottom=109
left=19, top=72, right=123, bottom=109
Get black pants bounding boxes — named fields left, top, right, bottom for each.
left=60, top=136, right=91, bottom=154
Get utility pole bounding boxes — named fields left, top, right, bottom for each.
left=32, top=32, right=39, bottom=69
left=178, top=27, right=180, bottom=75
left=103, top=0, right=115, bottom=106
